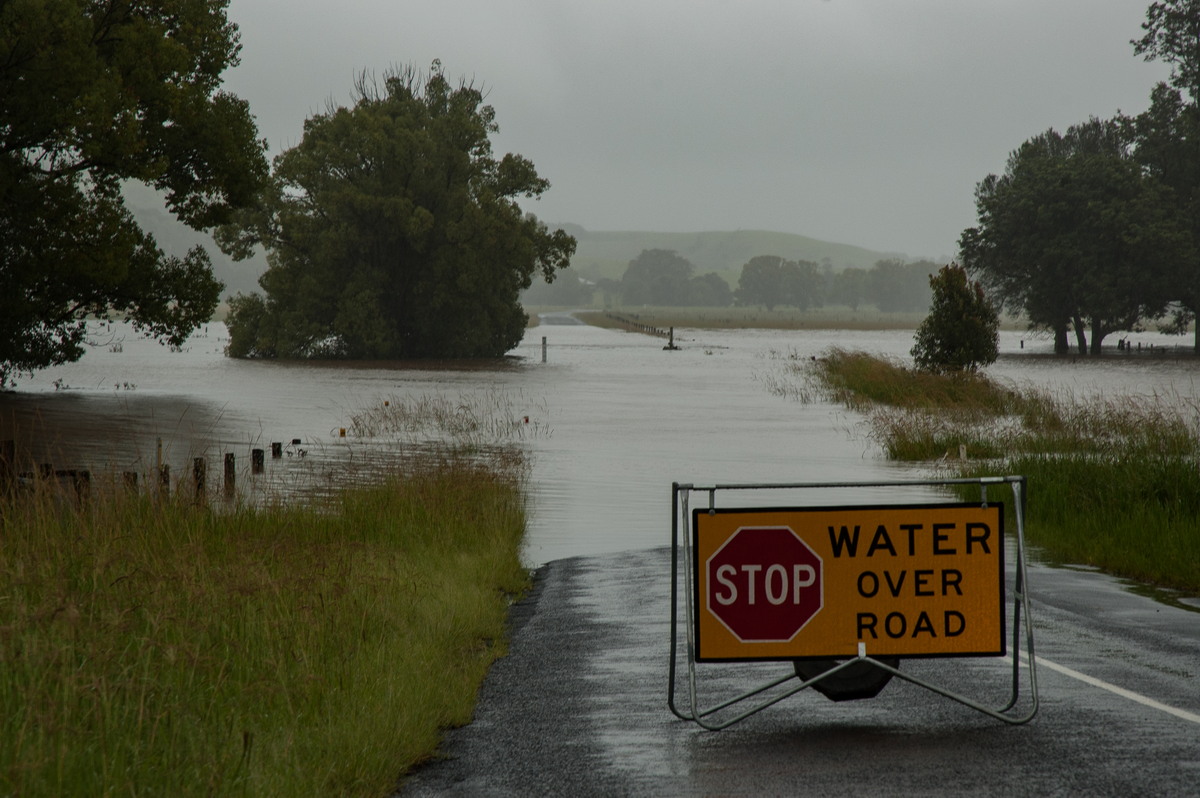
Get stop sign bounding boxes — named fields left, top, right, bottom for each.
left=706, top=526, right=823, bottom=642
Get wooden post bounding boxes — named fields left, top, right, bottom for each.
left=72, top=470, right=91, bottom=504
left=251, top=448, right=265, bottom=474
left=271, top=442, right=282, bottom=459
left=193, top=457, right=206, bottom=503
left=160, top=463, right=171, bottom=496
left=542, top=336, right=547, bottom=363
left=224, top=452, right=236, bottom=496
left=0, top=439, right=13, bottom=495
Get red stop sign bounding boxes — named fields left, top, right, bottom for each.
left=705, top=526, right=823, bottom=642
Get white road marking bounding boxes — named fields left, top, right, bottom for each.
left=1004, top=654, right=1200, bottom=725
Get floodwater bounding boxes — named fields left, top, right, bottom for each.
left=3, top=317, right=1199, bottom=566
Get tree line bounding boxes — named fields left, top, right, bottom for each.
left=524, top=250, right=937, bottom=314
left=960, top=0, right=1200, bottom=355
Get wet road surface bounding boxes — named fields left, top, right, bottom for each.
left=399, top=547, right=1200, bottom=797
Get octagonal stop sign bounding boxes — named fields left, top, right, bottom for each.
left=706, top=526, right=823, bottom=642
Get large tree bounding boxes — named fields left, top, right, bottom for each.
left=1133, top=0, right=1200, bottom=350
left=223, top=63, right=574, bottom=360
left=866, top=259, right=936, bottom=313
left=0, top=0, right=268, bottom=387
left=960, top=117, right=1191, bottom=355
left=620, top=249, right=695, bottom=306
left=734, top=255, right=822, bottom=311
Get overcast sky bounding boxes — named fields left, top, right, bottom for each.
left=222, top=0, right=1173, bottom=260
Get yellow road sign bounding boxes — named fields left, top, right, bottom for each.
left=693, top=504, right=1005, bottom=661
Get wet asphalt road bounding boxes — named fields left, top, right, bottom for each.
left=398, top=547, right=1200, bottom=797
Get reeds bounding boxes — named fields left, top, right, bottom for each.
left=0, top=457, right=528, bottom=796
left=345, top=390, right=551, bottom=447
left=798, top=348, right=1200, bottom=593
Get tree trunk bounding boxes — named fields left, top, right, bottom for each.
left=1072, top=316, right=1088, bottom=355
left=1054, top=324, right=1070, bottom=354
left=1090, top=318, right=1105, bottom=356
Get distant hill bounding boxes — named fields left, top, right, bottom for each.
left=123, top=187, right=902, bottom=297
left=557, top=225, right=904, bottom=282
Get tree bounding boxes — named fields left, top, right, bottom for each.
left=735, top=256, right=784, bottom=310
left=778, top=259, right=824, bottom=310
left=1134, top=0, right=1200, bottom=102
left=829, top=267, right=868, bottom=311
left=619, top=249, right=694, bottom=306
left=960, top=117, right=1192, bottom=355
left=911, top=264, right=999, bottom=373
left=735, top=256, right=822, bottom=310
left=0, top=0, right=269, bottom=386
left=1133, top=2, right=1200, bottom=350
left=686, top=272, right=734, bottom=307
left=1133, top=85, right=1200, bottom=349
left=867, top=259, right=935, bottom=313
left=223, top=63, right=575, bottom=360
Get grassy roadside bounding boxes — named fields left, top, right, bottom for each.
left=0, top=459, right=528, bottom=796
left=794, top=348, right=1200, bottom=594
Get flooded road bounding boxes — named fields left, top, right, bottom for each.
left=3, top=318, right=1200, bottom=566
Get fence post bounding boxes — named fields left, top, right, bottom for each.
left=251, top=448, right=265, bottom=474
left=0, top=439, right=13, bottom=495
left=193, top=457, right=206, bottom=503
left=224, top=452, right=236, bottom=496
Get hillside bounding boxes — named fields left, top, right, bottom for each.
left=558, top=224, right=904, bottom=282
left=124, top=187, right=904, bottom=297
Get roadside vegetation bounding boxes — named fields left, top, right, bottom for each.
left=0, top=417, right=531, bottom=796
left=792, top=348, right=1200, bottom=594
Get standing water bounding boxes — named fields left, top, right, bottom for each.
left=3, top=318, right=1198, bottom=565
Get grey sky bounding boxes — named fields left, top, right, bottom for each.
left=223, top=0, right=1172, bottom=260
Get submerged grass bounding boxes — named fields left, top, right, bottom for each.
left=0, top=459, right=528, bottom=796
left=795, top=348, right=1200, bottom=593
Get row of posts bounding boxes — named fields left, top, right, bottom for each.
left=0, top=437, right=302, bottom=503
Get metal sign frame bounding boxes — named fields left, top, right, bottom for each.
left=667, top=476, right=1039, bottom=730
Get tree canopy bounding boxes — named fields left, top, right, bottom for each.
left=1133, top=0, right=1200, bottom=350
left=734, top=255, right=823, bottom=311
left=223, top=63, right=575, bottom=360
left=959, top=117, right=1192, bottom=355
left=617, top=249, right=731, bottom=307
left=0, top=0, right=268, bottom=387
left=911, top=264, right=999, bottom=373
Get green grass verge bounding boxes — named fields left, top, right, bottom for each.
left=794, top=348, right=1200, bottom=593
left=1, top=461, right=528, bottom=796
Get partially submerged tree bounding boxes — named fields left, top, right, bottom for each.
left=0, top=0, right=269, bottom=386
left=911, top=264, right=999, bottom=373
left=223, top=63, right=575, bottom=360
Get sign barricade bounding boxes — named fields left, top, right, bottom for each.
left=667, top=477, right=1039, bottom=729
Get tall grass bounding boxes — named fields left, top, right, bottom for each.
left=0, top=459, right=528, bottom=796
left=797, top=348, right=1200, bottom=593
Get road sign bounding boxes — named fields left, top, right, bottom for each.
left=706, top=526, right=823, bottom=642
left=693, top=503, right=1005, bottom=661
